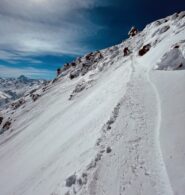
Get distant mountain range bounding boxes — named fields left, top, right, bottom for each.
left=0, top=75, right=45, bottom=108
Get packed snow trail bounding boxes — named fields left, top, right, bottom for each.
left=80, top=56, right=173, bottom=195
left=150, top=70, right=185, bottom=195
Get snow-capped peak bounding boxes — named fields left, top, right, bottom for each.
left=0, top=76, right=45, bottom=108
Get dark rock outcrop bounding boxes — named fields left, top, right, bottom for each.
left=2, top=121, right=11, bottom=131
left=11, top=98, right=26, bottom=110
left=66, top=174, right=76, bottom=187
left=106, top=147, right=112, bottom=153
left=0, top=116, right=3, bottom=125
left=64, top=51, right=104, bottom=79
left=138, top=44, right=151, bottom=56
left=63, top=63, right=70, bottom=71
left=71, top=62, right=76, bottom=67
left=69, top=69, right=80, bottom=80
left=31, top=94, right=41, bottom=102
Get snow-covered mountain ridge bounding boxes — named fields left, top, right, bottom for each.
left=0, top=75, right=46, bottom=108
left=0, top=11, right=185, bottom=195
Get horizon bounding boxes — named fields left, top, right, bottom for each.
left=0, top=74, right=48, bottom=80
left=0, top=0, right=184, bottom=80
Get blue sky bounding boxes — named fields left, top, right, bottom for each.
left=0, top=0, right=184, bottom=79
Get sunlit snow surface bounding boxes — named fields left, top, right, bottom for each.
left=0, top=11, right=185, bottom=195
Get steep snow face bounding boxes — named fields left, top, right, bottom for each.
left=0, top=11, right=185, bottom=195
left=0, top=58, right=133, bottom=195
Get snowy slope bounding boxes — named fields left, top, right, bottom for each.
left=0, top=11, right=185, bottom=195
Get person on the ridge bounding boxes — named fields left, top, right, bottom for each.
left=123, top=47, right=131, bottom=56
left=57, top=68, right=62, bottom=76
left=128, top=26, right=138, bottom=37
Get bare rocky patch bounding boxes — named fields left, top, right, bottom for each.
left=11, top=98, right=26, bottom=110
left=138, top=44, right=151, bottom=56
left=69, top=79, right=95, bottom=100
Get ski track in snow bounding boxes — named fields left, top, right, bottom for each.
left=79, top=56, right=174, bottom=195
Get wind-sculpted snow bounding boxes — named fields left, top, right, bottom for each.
left=0, top=11, right=185, bottom=195
left=154, top=42, right=185, bottom=70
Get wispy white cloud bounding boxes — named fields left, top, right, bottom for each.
left=0, top=65, right=54, bottom=79
left=0, top=50, right=42, bottom=64
left=0, top=0, right=108, bottom=62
